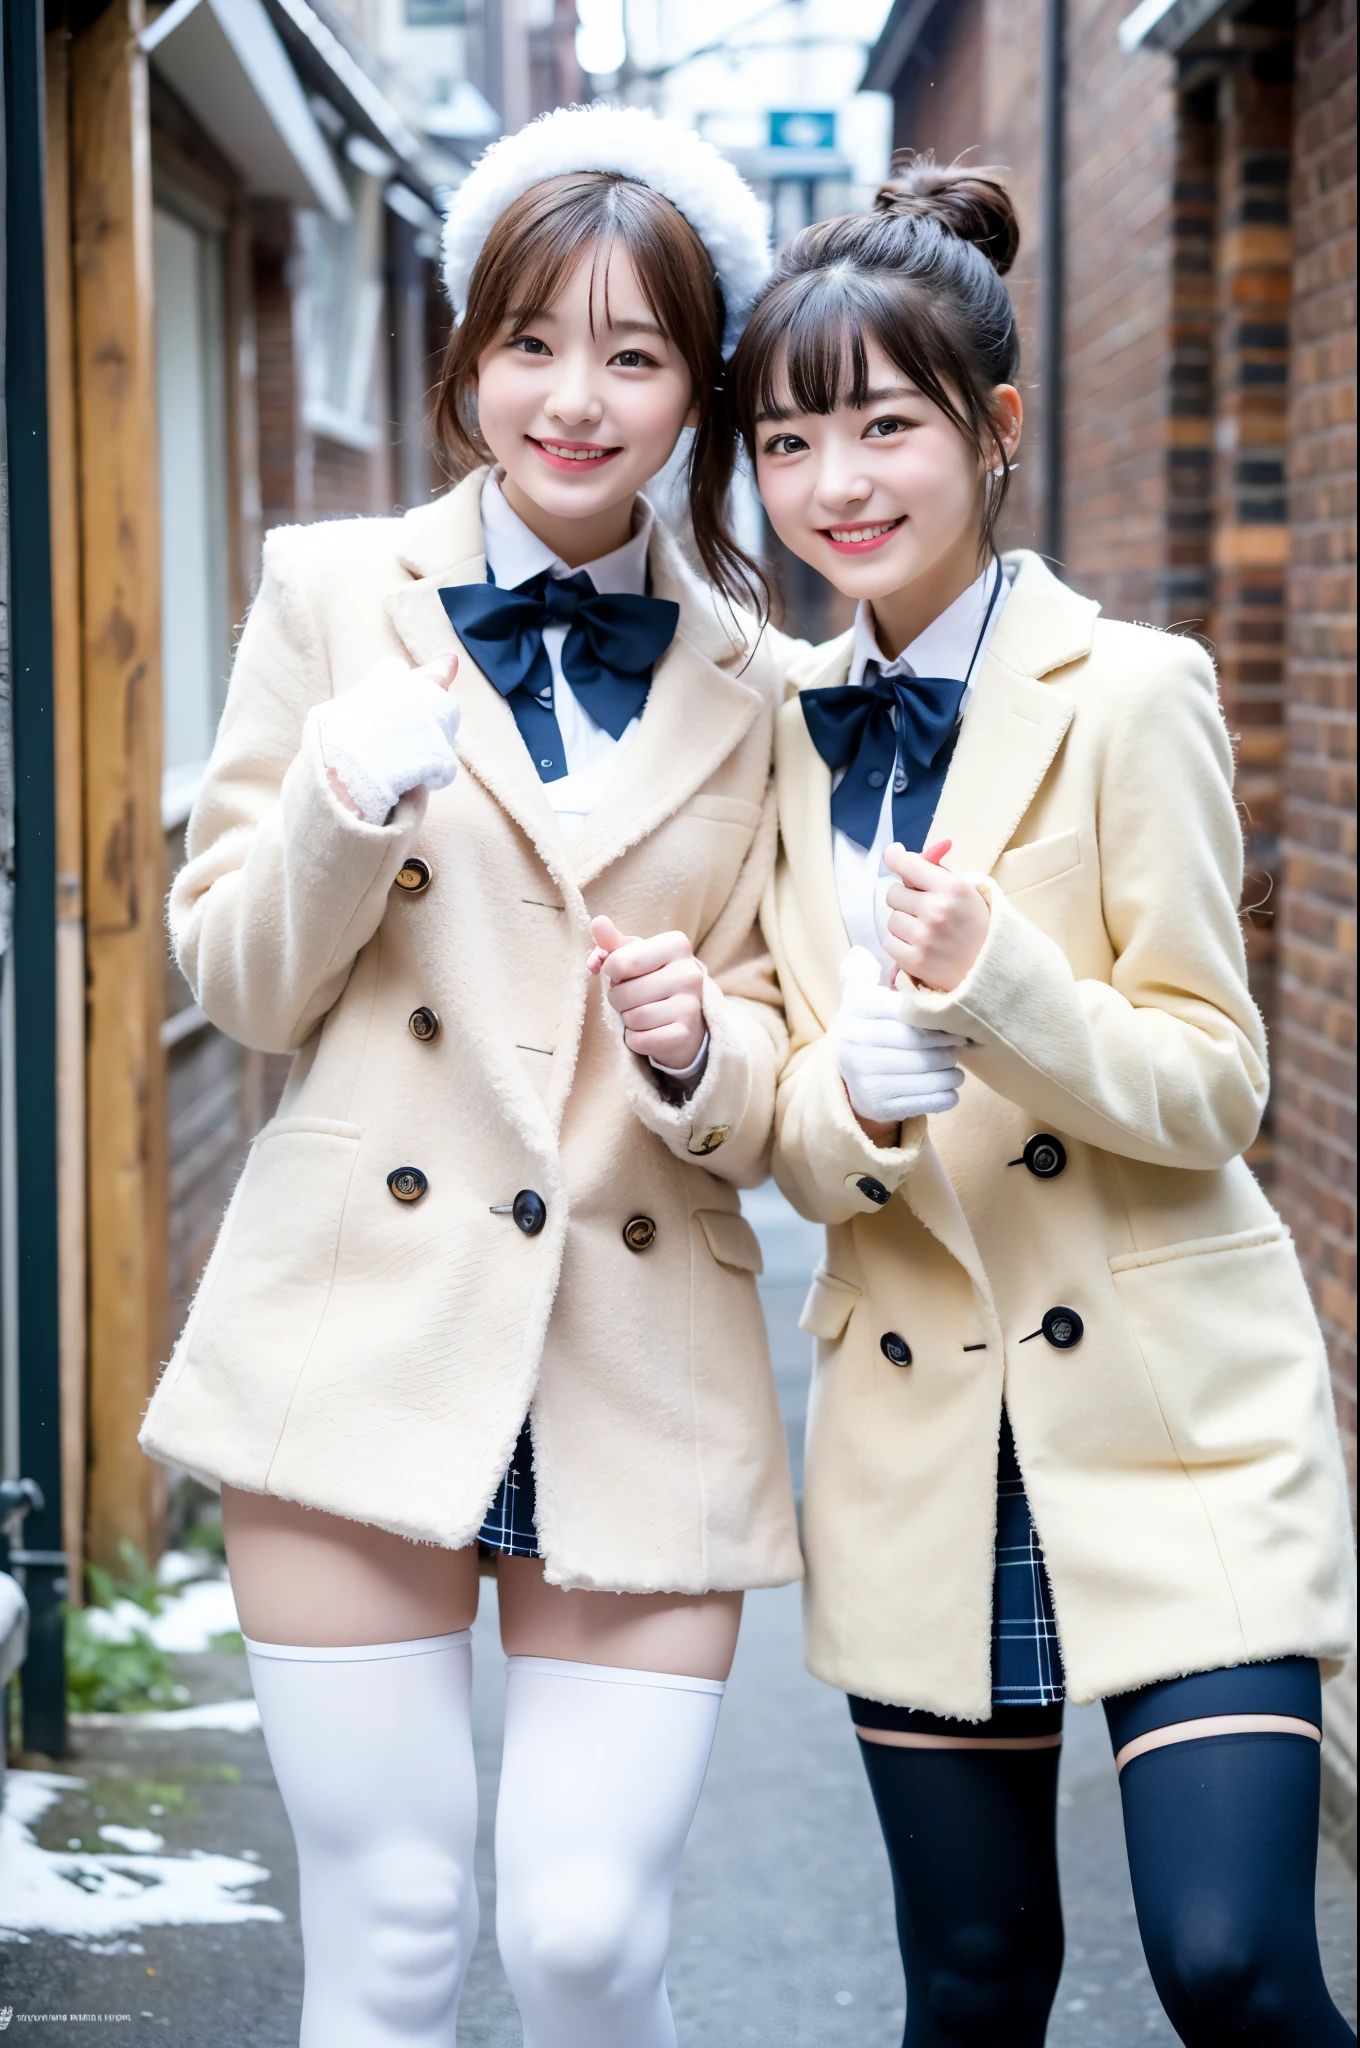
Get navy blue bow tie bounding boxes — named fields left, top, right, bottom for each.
left=800, top=563, right=1004, bottom=851
left=438, top=569, right=679, bottom=783
left=801, top=669, right=970, bottom=853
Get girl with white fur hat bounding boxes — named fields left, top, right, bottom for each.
left=140, top=104, right=802, bottom=2045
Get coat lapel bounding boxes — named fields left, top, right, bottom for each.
left=929, top=553, right=1097, bottom=877
left=774, top=632, right=855, bottom=1032
left=384, top=472, right=575, bottom=893
left=385, top=476, right=767, bottom=893
left=567, top=522, right=766, bottom=887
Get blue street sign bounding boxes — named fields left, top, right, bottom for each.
left=768, top=111, right=837, bottom=152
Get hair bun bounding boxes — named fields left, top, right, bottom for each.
left=873, top=154, right=1019, bottom=276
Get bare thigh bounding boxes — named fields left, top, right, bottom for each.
left=222, top=1485, right=482, bottom=1647
left=497, top=1558, right=743, bottom=1681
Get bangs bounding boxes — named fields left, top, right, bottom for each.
left=735, top=268, right=981, bottom=450
left=476, top=175, right=704, bottom=346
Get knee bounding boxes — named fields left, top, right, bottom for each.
left=1157, top=1919, right=1285, bottom=2035
left=349, top=1842, right=477, bottom=2018
left=926, top=1920, right=1062, bottom=2043
left=500, top=1860, right=661, bottom=2004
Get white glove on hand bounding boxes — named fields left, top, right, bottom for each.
left=312, top=656, right=461, bottom=827
left=832, top=947, right=967, bottom=1124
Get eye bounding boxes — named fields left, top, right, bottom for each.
left=510, top=334, right=551, bottom=357
left=864, top=416, right=909, bottom=440
left=609, top=348, right=657, bottom=369
left=762, top=433, right=808, bottom=457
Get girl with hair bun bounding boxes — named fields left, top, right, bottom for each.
left=140, top=104, right=802, bottom=2047
left=735, top=158, right=1356, bottom=2045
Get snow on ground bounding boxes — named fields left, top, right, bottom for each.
left=70, top=1699, right=261, bottom=1734
left=0, top=1772, right=281, bottom=1941
left=79, top=1573, right=239, bottom=1656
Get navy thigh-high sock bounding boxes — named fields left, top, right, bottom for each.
left=852, top=1709, right=1065, bottom=2047
left=1108, top=1660, right=1355, bottom=2047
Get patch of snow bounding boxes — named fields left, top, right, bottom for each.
left=0, top=1773, right=281, bottom=1940
left=80, top=1578, right=240, bottom=1655
left=97, top=1825, right=164, bottom=1853
left=71, top=1697, right=260, bottom=1734
left=156, top=1550, right=224, bottom=1589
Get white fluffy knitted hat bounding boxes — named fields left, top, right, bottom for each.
left=441, top=103, right=770, bottom=355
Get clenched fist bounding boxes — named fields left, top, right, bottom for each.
left=588, top=915, right=708, bottom=1075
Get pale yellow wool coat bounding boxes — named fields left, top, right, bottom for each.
left=141, top=469, right=803, bottom=1595
left=764, top=550, right=1355, bottom=1719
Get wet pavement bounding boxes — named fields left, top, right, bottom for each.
left=0, top=1185, right=1354, bottom=2044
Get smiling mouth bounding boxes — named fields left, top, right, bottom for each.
left=529, top=437, right=622, bottom=468
left=821, top=516, right=906, bottom=552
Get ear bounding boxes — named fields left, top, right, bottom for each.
left=988, top=384, right=1023, bottom=465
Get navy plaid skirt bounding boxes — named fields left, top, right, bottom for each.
left=479, top=1417, right=541, bottom=1558
left=480, top=1414, right=1066, bottom=1714
left=992, top=1407, right=1064, bottom=1707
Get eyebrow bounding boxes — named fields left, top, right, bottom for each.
left=605, top=318, right=669, bottom=341
left=755, top=383, right=922, bottom=427
left=506, top=307, right=669, bottom=342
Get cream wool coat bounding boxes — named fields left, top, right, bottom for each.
left=765, top=550, right=1355, bottom=1718
left=141, top=468, right=803, bottom=1595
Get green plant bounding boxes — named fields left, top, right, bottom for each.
left=84, top=1540, right=165, bottom=1618
left=64, top=1608, right=189, bottom=1716
left=181, top=1514, right=227, bottom=1561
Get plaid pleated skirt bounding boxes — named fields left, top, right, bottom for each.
left=992, top=1407, right=1064, bottom=1707
left=480, top=1411, right=1066, bottom=1710
left=479, top=1417, right=541, bottom=1559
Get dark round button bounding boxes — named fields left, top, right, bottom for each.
left=856, top=1175, right=891, bottom=1207
left=408, top=1006, right=441, bottom=1043
left=394, top=858, right=432, bottom=894
left=880, top=1331, right=912, bottom=1367
left=866, top=769, right=887, bottom=789
left=387, top=1166, right=428, bottom=1203
left=622, top=1215, right=657, bottom=1253
left=1041, top=1306, right=1084, bottom=1350
left=1023, top=1133, right=1067, bottom=1179
left=511, top=1190, right=547, bottom=1237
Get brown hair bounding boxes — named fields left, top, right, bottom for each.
left=433, top=171, right=763, bottom=613
left=729, top=156, right=1022, bottom=550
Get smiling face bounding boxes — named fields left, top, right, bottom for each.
left=753, top=339, right=1021, bottom=644
left=473, top=241, right=699, bottom=564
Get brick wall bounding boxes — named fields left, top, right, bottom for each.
left=1276, top=0, right=1357, bottom=1513
left=983, top=0, right=1045, bottom=556
left=1061, top=0, right=1179, bottom=622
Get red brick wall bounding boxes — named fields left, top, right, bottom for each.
left=1276, top=0, right=1357, bottom=1508
left=1061, top=0, right=1179, bottom=623
left=984, top=0, right=1045, bottom=556
left=890, top=0, right=984, bottom=163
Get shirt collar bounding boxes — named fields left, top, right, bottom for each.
left=846, top=561, right=1009, bottom=690
left=480, top=471, right=654, bottom=599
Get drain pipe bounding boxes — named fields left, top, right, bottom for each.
left=1041, top=0, right=1066, bottom=566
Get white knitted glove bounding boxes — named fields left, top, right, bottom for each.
left=312, top=656, right=461, bottom=827
left=832, top=946, right=966, bottom=1122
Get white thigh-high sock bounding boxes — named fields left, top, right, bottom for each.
left=495, top=1655, right=725, bottom=2048
left=245, top=1631, right=479, bottom=2048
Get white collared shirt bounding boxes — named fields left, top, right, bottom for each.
left=833, top=563, right=1010, bottom=970
left=479, top=473, right=654, bottom=848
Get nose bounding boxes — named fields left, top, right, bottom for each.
left=543, top=352, right=604, bottom=430
left=812, top=452, right=873, bottom=515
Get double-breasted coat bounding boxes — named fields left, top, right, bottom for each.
left=141, top=468, right=803, bottom=1596
left=764, top=549, right=1356, bottom=1719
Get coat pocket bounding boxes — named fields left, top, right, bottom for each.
left=181, top=1120, right=364, bottom=1401
left=1109, top=1223, right=1327, bottom=1465
left=992, top=827, right=1082, bottom=894
left=696, top=1209, right=764, bottom=1275
left=799, top=1268, right=861, bottom=1341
